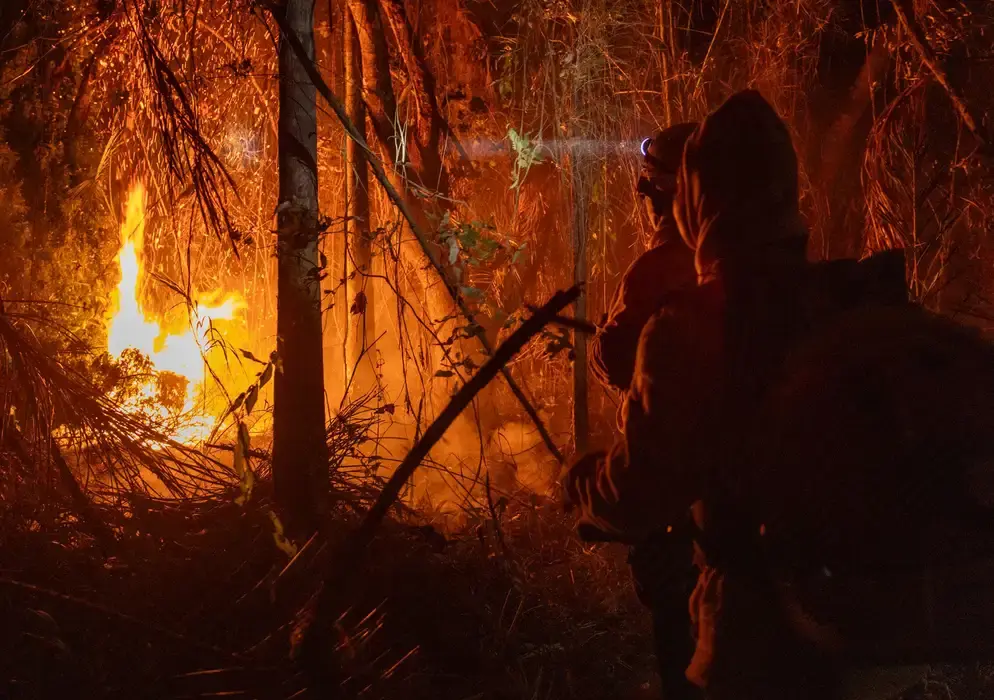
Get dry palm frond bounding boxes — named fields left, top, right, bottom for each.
left=0, top=301, right=235, bottom=512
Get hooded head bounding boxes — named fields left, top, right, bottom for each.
left=674, top=91, right=808, bottom=281
left=637, top=122, right=699, bottom=245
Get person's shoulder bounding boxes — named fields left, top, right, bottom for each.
left=639, top=281, right=725, bottom=346
left=624, top=241, right=695, bottom=282
left=642, top=240, right=695, bottom=266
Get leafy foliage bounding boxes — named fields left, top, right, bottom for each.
left=507, top=127, right=544, bottom=190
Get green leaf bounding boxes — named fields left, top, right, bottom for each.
left=268, top=511, right=297, bottom=557
left=234, top=421, right=254, bottom=505
left=236, top=468, right=255, bottom=506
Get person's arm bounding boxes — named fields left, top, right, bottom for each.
left=568, top=294, right=724, bottom=541
left=591, top=245, right=695, bottom=393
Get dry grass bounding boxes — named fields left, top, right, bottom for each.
left=1, top=480, right=656, bottom=700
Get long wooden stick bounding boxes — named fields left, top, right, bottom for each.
left=293, top=286, right=581, bottom=670
left=263, top=4, right=565, bottom=467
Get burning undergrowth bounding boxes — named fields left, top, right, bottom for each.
left=0, top=271, right=644, bottom=699
left=103, top=181, right=251, bottom=447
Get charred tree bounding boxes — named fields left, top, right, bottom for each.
left=273, top=0, right=327, bottom=537
left=344, top=7, right=375, bottom=395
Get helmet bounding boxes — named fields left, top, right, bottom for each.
left=641, top=122, right=699, bottom=177
left=638, top=122, right=699, bottom=244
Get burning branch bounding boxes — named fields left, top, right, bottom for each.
left=263, top=3, right=565, bottom=467
left=292, top=285, right=582, bottom=676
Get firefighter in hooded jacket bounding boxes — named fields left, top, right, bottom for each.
left=567, top=90, right=913, bottom=699
left=588, top=121, right=702, bottom=700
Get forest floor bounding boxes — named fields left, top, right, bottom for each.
left=0, top=490, right=660, bottom=700
left=1, top=489, right=991, bottom=700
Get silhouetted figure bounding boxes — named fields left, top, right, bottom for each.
left=568, top=90, right=914, bottom=699
left=589, top=122, right=701, bottom=700
left=591, top=123, right=698, bottom=399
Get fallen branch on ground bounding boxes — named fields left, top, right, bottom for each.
left=291, top=285, right=582, bottom=679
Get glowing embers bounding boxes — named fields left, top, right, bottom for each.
left=106, top=182, right=245, bottom=444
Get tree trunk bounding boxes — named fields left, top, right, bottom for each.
left=344, top=7, right=375, bottom=395
left=345, top=0, right=399, bottom=165
left=569, top=148, right=589, bottom=454
left=273, top=0, right=327, bottom=537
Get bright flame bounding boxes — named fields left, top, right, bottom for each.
left=106, top=183, right=245, bottom=443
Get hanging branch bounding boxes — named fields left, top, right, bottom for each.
left=292, top=285, right=581, bottom=674
left=129, top=0, right=242, bottom=252
left=892, top=0, right=990, bottom=155
left=262, top=2, right=565, bottom=467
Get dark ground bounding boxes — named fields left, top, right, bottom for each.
left=1, top=491, right=991, bottom=700
left=0, top=492, right=658, bottom=700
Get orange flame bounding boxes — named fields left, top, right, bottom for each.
left=106, top=182, right=245, bottom=443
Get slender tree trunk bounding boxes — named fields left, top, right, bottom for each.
left=346, top=0, right=460, bottom=364
left=345, top=0, right=398, bottom=164
left=344, top=7, right=375, bottom=395
left=273, top=0, right=327, bottom=537
left=570, top=147, right=589, bottom=454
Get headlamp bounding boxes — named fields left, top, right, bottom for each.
left=640, top=137, right=652, bottom=157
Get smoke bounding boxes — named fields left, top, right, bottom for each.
left=450, top=137, right=646, bottom=161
